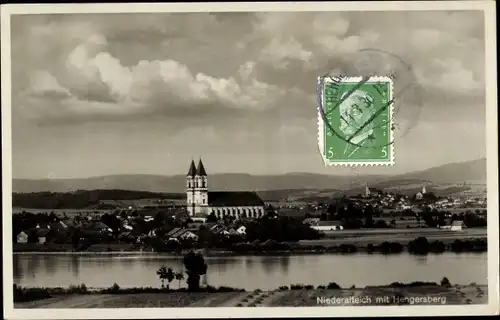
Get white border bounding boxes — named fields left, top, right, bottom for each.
left=1, top=1, right=498, bottom=319
left=318, top=76, right=395, bottom=167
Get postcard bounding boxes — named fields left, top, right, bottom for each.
left=1, top=1, right=498, bottom=319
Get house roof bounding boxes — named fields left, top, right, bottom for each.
left=451, top=220, right=464, bottom=226
left=61, top=219, right=76, bottom=227
left=204, top=222, right=217, bottom=229
left=317, top=220, right=343, bottom=226
left=187, top=160, right=197, bottom=177
left=180, top=230, right=198, bottom=238
left=36, top=228, right=51, bottom=237
left=167, top=227, right=182, bottom=237
left=94, top=222, right=111, bottom=230
left=208, top=191, right=264, bottom=207
left=170, top=228, right=189, bottom=238
left=36, top=222, right=50, bottom=229
left=49, top=221, right=68, bottom=232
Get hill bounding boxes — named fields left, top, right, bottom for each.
left=12, top=158, right=486, bottom=193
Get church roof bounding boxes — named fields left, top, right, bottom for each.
left=187, top=160, right=196, bottom=177
left=196, top=159, right=207, bottom=176
left=208, top=191, right=264, bottom=207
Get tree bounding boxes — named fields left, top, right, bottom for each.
left=206, top=213, right=218, bottom=223
left=175, top=272, right=184, bottom=289
left=156, top=265, right=175, bottom=289
left=390, top=219, right=396, bottom=228
left=183, top=251, right=207, bottom=291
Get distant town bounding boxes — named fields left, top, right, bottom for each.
left=12, top=159, right=487, bottom=254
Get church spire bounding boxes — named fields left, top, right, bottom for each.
left=187, top=159, right=196, bottom=177
left=196, top=158, right=207, bottom=176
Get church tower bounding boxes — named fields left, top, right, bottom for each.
left=186, top=160, right=196, bottom=216
left=193, top=158, right=208, bottom=216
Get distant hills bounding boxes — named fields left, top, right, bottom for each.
left=12, top=158, right=486, bottom=194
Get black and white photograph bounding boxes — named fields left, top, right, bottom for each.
left=1, top=1, right=498, bottom=319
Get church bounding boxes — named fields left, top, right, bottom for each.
left=186, top=158, right=266, bottom=219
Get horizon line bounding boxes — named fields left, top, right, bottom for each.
left=11, top=157, right=486, bottom=181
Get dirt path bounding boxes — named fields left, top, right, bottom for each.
left=16, top=295, right=118, bottom=308
left=188, top=292, right=249, bottom=307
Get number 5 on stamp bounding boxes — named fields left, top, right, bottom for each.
left=317, top=75, right=395, bottom=166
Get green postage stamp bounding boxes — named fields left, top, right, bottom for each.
left=317, top=75, right=395, bottom=166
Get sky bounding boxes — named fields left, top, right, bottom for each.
left=9, top=10, right=487, bottom=179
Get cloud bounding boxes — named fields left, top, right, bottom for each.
left=15, top=32, right=290, bottom=124
left=10, top=11, right=485, bottom=127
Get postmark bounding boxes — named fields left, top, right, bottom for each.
left=317, top=75, right=394, bottom=166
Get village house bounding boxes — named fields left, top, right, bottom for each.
left=166, top=227, right=199, bottom=242
left=439, top=220, right=465, bottom=231
left=209, top=224, right=225, bottom=234
left=17, top=231, right=29, bottom=244
left=49, top=221, right=69, bottom=233
left=450, top=220, right=465, bottom=231
left=236, top=225, right=246, bottom=235
left=309, top=220, right=344, bottom=231
left=36, top=228, right=51, bottom=244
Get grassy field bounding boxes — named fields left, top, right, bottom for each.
left=14, top=284, right=487, bottom=308
left=303, top=228, right=487, bottom=246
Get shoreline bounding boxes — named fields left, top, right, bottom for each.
left=12, top=236, right=488, bottom=256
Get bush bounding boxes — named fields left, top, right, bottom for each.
left=290, top=284, right=304, bottom=290
left=378, top=241, right=404, bottom=254
left=389, top=281, right=438, bottom=288
left=13, top=284, right=51, bottom=303
left=316, top=285, right=326, bottom=290
left=68, top=283, right=88, bottom=294
left=408, top=237, right=430, bottom=254
left=429, top=241, right=446, bottom=253
left=366, top=244, right=375, bottom=253
left=102, top=283, right=120, bottom=294
left=327, top=282, right=341, bottom=289
left=440, top=277, right=451, bottom=287
left=339, top=244, right=357, bottom=253
left=278, top=286, right=289, bottom=291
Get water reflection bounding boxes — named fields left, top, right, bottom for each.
left=260, top=256, right=279, bottom=274
left=279, top=255, right=290, bottom=273
left=43, top=256, right=57, bottom=277
left=413, top=254, right=429, bottom=265
left=71, top=255, right=80, bottom=278
left=13, top=254, right=22, bottom=282
left=12, top=253, right=487, bottom=290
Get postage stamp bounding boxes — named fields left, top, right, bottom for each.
left=318, top=75, right=395, bottom=166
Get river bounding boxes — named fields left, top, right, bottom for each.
left=13, top=252, right=487, bottom=290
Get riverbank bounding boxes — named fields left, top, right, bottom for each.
left=13, top=236, right=487, bottom=255
left=14, top=282, right=488, bottom=308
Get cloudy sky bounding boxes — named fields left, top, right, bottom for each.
left=10, top=10, right=486, bottom=179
